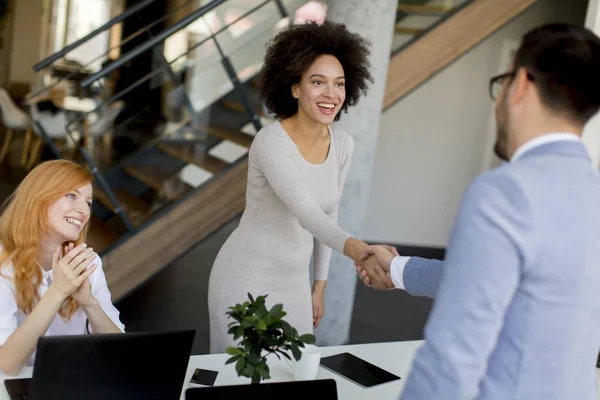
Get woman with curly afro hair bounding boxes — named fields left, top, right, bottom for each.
left=207, top=20, right=397, bottom=352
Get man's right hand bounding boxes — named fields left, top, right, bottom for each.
left=355, top=245, right=398, bottom=290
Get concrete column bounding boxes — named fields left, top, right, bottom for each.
left=314, top=0, right=397, bottom=345
left=583, top=0, right=600, bottom=169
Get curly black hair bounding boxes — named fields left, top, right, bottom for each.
left=260, top=21, right=373, bottom=121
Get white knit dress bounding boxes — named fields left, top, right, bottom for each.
left=207, top=120, right=354, bottom=353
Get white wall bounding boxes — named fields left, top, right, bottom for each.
left=363, top=0, right=588, bottom=247
left=587, top=0, right=600, bottom=28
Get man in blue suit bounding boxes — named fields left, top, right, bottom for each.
left=357, top=23, right=600, bottom=399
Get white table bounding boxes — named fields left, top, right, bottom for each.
left=0, top=340, right=424, bottom=400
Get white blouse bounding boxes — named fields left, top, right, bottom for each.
left=0, top=249, right=125, bottom=366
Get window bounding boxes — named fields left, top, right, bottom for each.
left=51, top=0, right=113, bottom=70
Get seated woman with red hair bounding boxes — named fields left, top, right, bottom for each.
left=0, top=160, right=124, bottom=375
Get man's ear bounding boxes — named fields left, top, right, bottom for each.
left=510, top=67, right=531, bottom=106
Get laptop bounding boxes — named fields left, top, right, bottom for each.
left=4, top=329, right=195, bottom=400
left=185, top=379, right=338, bottom=399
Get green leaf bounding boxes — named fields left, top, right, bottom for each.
left=226, top=347, right=243, bottom=356
left=235, top=357, right=246, bottom=374
left=263, top=337, right=279, bottom=347
left=235, top=325, right=244, bottom=339
left=278, top=350, right=292, bottom=360
left=259, top=303, right=268, bottom=315
left=248, top=293, right=255, bottom=302
left=225, top=355, right=241, bottom=365
left=280, top=320, right=295, bottom=337
left=227, top=326, right=240, bottom=335
left=242, top=320, right=253, bottom=328
left=269, top=303, right=284, bottom=319
left=247, top=352, right=262, bottom=365
left=241, top=365, right=255, bottom=378
left=291, top=343, right=301, bottom=360
left=298, top=334, right=316, bottom=344
left=258, top=365, right=271, bottom=380
left=256, top=319, right=267, bottom=331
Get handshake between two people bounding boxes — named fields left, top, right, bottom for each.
left=353, top=244, right=400, bottom=291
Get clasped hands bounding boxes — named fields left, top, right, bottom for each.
left=49, top=242, right=98, bottom=307
left=354, top=244, right=399, bottom=291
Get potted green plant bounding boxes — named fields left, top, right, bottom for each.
left=225, top=293, right=316, bottom=384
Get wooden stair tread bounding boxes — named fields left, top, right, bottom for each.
left=397, top=4, right=453, bottom=14
left=394, top=26, right=425, bottom=35
left=94, top=187, right=150, bottom=227
left=86, top=216, right=120, bottom=253
left=158, top=143, right=228, bottom=174
left=124, top=165, right=192, bottom=201
left=124, top=165, right=177, bottom=191
left=198, top=123, right=254, bottom=148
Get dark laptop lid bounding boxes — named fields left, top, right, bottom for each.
left=185, top=379, right=338, bottom=399
left=26, top=329, right=195, bottom=400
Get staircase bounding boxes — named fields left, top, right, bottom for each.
left=20, top=0, right=536, bottom=301
left=387, top=0, right=538, bottom=108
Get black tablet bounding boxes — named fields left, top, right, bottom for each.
left=320, top=352, right=401, bottom=388
left=189, top=368, right=218, bottom=387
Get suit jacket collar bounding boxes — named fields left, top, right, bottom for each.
left=516, top=140, right=590, bottom=162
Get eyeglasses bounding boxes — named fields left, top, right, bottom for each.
left=489, top=72, right=515, bottom=101
left=489, top=70, right=535, bottom=101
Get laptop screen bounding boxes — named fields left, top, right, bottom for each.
left=8, top=330, right=195, bottom=400
left=185, top=379, right=337, bottom=399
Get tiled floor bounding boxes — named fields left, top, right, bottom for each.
left=115, top=215, right=437, bottom=355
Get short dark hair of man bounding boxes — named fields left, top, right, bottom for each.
left=514, top=23, right=600, bottom=125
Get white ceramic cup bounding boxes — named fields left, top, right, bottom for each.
left=286, top=344, right=321, bottom=381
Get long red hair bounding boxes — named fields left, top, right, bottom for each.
left=0, top=160, right=94, bottom=320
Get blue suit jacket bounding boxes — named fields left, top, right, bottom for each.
left=400, top=141, right=600, bottom=400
